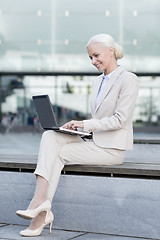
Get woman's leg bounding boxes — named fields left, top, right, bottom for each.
left=27, top=176, right=48, bottom=210
left=60, top=141, right=125, bottom=165
left=30, top=131, right=82, bottom=205
left=27, top=130, right=82, bottom=230
left=26, top=176, right=48, bottom=230
left=26, top=132, right=124, bottom=230
left=47, top=140, right=125, bottom=202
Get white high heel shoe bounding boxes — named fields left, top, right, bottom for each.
left=20, top=211, right=54, bottom=237
left=16, top=199, right=51, bottom=220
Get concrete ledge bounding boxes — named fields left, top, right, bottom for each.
left=1, top=171, right=160, bottom=239
left=1, top=151, right=160, bottom=239
left=0, top=154, right=160, bottom=178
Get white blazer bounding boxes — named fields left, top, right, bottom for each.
left=83, top=66, right=139, bottom=150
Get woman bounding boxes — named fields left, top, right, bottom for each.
left=16, top=34, right=139, bottom=237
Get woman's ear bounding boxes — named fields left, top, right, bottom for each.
left=109, top=47, right=115, bottom=56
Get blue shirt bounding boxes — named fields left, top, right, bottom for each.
left=95, top=67, right=118, bottom=107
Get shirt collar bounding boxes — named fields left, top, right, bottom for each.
left=102, top=65, right=120, bottom=80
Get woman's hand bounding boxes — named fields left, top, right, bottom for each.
left=62, top=120, right=84, bottom=130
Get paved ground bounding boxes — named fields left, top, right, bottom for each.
left=0, top=132, right=160, bottom=163
left=0, top=224, right=155, bottom=240
left=0, top=132, right=41, bottom=155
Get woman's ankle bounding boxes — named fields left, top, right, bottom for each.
left=27, top=197, right=48, bottom=210
left=28, top=212, right=47, bottom=230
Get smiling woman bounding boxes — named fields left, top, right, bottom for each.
left=16, top=33, right=139, bottom=237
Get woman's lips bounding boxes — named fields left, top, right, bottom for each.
left=95, top=63, right=101, bottom=69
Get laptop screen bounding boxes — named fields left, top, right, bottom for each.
left=32, top=95, right=58, bottom=129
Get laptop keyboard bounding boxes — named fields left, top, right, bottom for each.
left=59, top=127, right=91, bottom=136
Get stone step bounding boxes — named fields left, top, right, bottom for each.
left=1, top=171, right=160, bottom=239
left=1, top=154, right=160, bottom=178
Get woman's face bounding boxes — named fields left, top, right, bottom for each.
left=87, top=42, right=114, bottom=74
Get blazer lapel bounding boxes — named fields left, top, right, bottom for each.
left=90, top=74, right=102, bottom=114
left=94, top=66, right=124, bottom=114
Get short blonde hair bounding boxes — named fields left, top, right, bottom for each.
left=87, top=34, right=123, bottom=60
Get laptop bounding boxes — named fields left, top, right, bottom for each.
left=32, top=94, right=91, bottom=137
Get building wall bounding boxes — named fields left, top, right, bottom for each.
left=0, top=0, right=160, bottom=72
left=0, top=0, right=160, bottom=127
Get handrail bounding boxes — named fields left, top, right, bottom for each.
left=0, top=71, right=160, bottom=77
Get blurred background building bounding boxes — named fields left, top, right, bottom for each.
left=0, top=0, right=160, bottom=131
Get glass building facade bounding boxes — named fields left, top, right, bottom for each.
left=0, top=0, right=160, bottom=130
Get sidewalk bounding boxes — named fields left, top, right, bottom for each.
left=0, top=224, right=153, bottom=240
left=0, top=132, right=160, bottom=162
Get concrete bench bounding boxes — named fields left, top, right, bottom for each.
left=1, top=153, right=160, bottom=239
left=1, top=153, right=160, bottom=177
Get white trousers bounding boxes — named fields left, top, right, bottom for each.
left=34, top=130, right=125, bottom=202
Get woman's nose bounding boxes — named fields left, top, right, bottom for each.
left=92, top=57, right=96, bottom=65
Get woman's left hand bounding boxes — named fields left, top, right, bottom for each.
left=62, top=120, right=84, bottom=130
